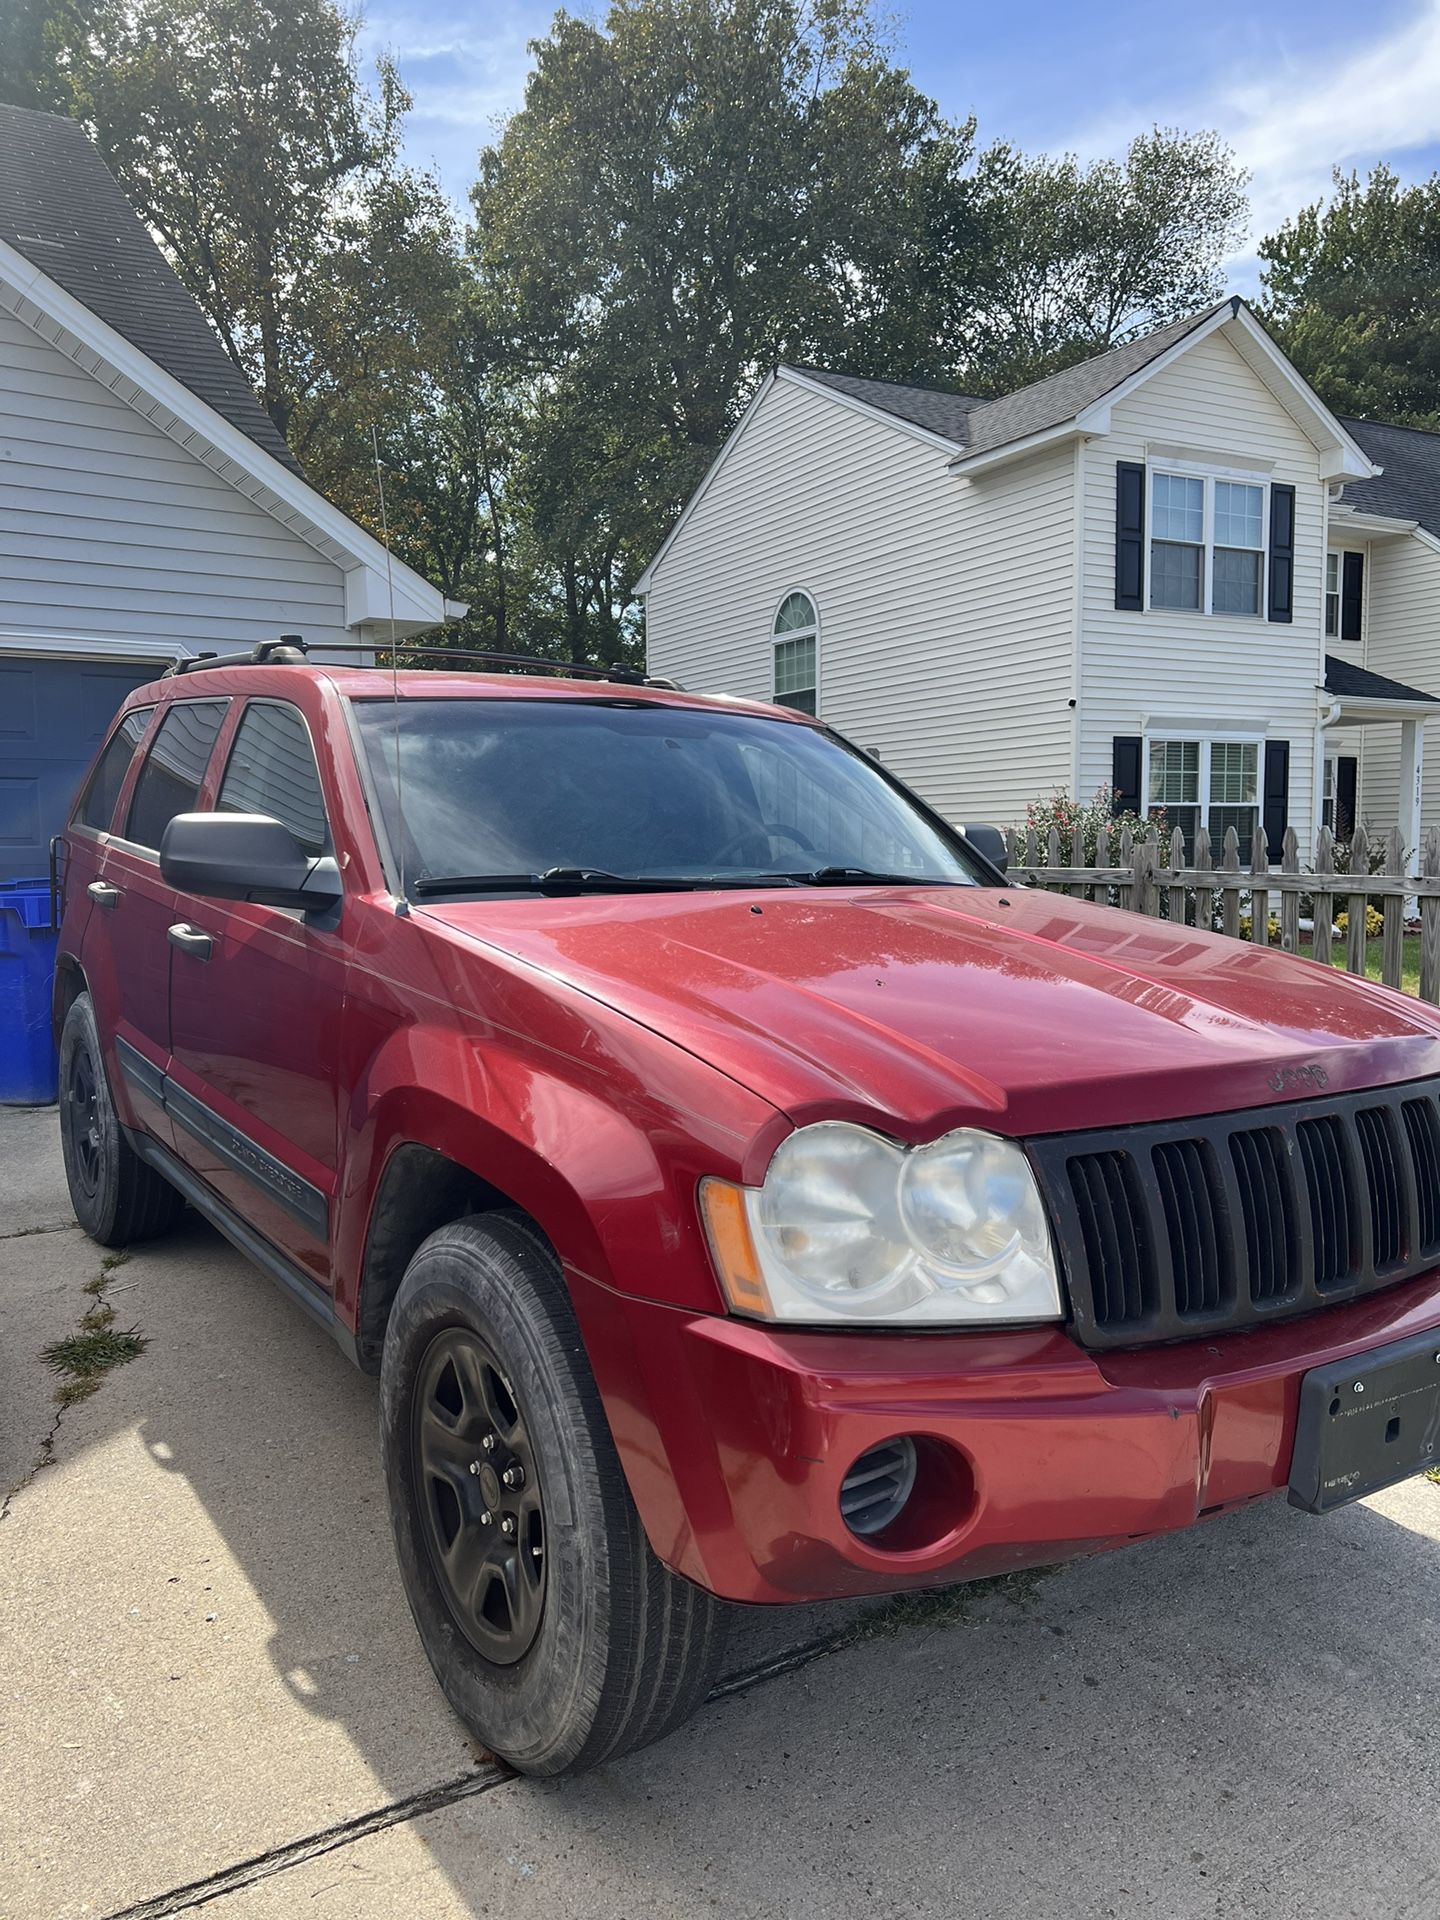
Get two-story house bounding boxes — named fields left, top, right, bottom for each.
left=638, top=297, right=1440, bottom=867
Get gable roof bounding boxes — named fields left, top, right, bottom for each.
left=773, top=297, right=1375, bottom=487
left=780, top=304, right=1233, bottom=458
left=957, top=304, right=1233, bottom=459
left=1339, top=418, right=1440, bottom=539
left=0, top=103, right=301, bottom=476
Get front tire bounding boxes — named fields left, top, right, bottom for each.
left=58, top=993, right=184, bottom=1247
left=380, top=1214, right=727, bottom=1776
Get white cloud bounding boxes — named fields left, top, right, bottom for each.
left=1064, top=0, right=1440, bottom=278
left=1221, top=0, right=1440, bottom=234
left=359, top=2, right=548, bottom=205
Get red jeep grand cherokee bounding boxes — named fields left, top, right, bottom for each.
left=54, top=649, right=1440, bottom=1774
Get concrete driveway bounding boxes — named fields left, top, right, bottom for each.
left=3, top=1105, right=1440, bottom=1920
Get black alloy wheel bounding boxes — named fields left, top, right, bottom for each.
left=63, top=1039, right=103, bottom=1204
left=412, top=1327, right=546, bottom=1665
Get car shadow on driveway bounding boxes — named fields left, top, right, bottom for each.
left=7, top=1196, right=1440, bottom=1919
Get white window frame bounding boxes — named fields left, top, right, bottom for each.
left=1141, top=730, right=1266, bottom=851
left=771, top=588, right=820, bottom=714
left=1144, top=462, right=1269, bottom=619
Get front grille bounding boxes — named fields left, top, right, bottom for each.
left=1029, top=1077, right=1440, bottom=1348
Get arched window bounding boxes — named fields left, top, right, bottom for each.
left=772, top=591, right=818, bottom=714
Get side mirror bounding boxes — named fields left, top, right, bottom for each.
left=962, top=822, right=1009, bottom=876
left=160, top=813, right=343, bottom=913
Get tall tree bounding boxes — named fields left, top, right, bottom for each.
left=470, top=0, right=977, bottom=652
left=53, top=0, right=465, bottom=470
left=1260, top=166, right=1440, bottom=428
left=957, top=129, right=1249, bottom=393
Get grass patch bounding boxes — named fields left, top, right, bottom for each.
left=1299, top=934, right=1421, bottom=998
left=41, top=1249, right=146, bottom=1406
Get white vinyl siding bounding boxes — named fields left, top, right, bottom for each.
left=644, top=375, right=1075, bottom=826
left=1354, top=533, right=1440, bottom=835
left=0, top=308, right=352, bottom=654
left=1078, top=328, right=1326, bottom=847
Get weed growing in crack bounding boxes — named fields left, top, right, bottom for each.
left=41, top=1248, right=145, bottom=1406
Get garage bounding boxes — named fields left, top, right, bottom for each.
left=0, top=656, right=161, bottom=882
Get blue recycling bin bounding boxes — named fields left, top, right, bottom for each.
left=0, top=880, right=59, bottom=1104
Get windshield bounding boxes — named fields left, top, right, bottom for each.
left=351, top=697, right=984, bottom=895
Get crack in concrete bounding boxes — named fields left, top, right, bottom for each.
left=2, top=1245, right=144, bottom=1521
left=93, top=1598, right=1003, bottom=1917
left=101, top=1764, right=514, bottom=1918
left=0, top=1220, right=78, bottom=1240
left=0, top=1398, right=65, bottom=1522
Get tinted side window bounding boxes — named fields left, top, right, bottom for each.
left=74, top=706, right=153, bottom=832
left=125, top=701, right=228, bottom=851
left=217, top=701, right=330, bottom=856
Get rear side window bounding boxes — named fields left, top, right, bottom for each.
left=74, top=706, right=153, bottom=832
left=217, top=701, right=330, bottom=856
left=125, top=700, right=228, bottom=851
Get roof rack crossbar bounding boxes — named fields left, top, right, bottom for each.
left=166, top=638, right=680, bottom=690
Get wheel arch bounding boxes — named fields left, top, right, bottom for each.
left=353, top=1141, right=538, bottom=1372
left=53, top=952, right=88, bottom=1044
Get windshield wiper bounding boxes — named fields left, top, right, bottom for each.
left=784, top=866, right=967, bottom=887
left=412, top=868, right=705, bottom=897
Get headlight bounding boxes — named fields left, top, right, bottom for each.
left=700, top=1122, right=1063, bottom=1326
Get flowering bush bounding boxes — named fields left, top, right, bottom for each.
left=1238, top=912, right=1282, bottom=942
left=1019, top=786, right=1162, bottom=865
left=1335, top=906, right=1385, bottom=940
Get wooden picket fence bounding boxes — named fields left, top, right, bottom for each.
left=1003, top=820, right=1440, bottom=1003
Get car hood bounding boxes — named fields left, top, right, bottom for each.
left=423, top=885, right=1440, bottom=1138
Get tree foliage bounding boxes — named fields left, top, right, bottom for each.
left=469, top=0, right=979, bottom=650
left=958, top=129, right=1249, bottom=393
left=1259, top=166, right=1440, bottom=429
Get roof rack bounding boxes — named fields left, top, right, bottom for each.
left=165, top=636, right=682, bottom=690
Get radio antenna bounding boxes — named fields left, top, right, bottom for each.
left=370, top=425, right=407, bottom=912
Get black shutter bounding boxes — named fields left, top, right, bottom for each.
left=1262, top=740, right=1290, bottom=854
left=1341, top=552, right=1364, bottom=642
left=1267, top=483, right=1295, bottom=623
left=1112, top=736, right=1142, bottom=815
left=1336, top=757, right=1358, bottom=841
left=1115, top=462, right=1145, bottom=610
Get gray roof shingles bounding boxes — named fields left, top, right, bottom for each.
left=1324, top=653, right=1440, bottom=706
left=786, top=365, right=983, bottom=444
left=784, top=299, right=1237, bottom=458
left=1338, top=417, right=1440, bottom=539
left=0, top=102, right=301, bottom=475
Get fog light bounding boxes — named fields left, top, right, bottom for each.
left=839, top=1436, right=918, bottom=1538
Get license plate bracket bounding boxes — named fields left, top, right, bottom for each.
left=1289, top=1326, right=1440, bottom=1513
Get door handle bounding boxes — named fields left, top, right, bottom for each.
left=87, top=880, right=121, bottom=910
left=167, top=922, right=213, bottom=961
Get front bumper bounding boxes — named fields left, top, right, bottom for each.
left=568, top=1265, right=1440, bottom=1604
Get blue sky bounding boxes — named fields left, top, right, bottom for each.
left=362, top=0, right=1440, bottom=281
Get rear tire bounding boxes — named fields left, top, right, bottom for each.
left=58, top=993, right=184, bottom=1247
left=380, top=1213, right=727, bottom=1777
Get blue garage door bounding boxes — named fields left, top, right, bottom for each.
left=0, top=657, right=162, bottom=881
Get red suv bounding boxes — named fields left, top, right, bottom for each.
left=55, top=650, right=1440, bottom=1775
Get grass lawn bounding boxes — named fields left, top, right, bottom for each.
left=1296, top=934, right=1422, bottom=997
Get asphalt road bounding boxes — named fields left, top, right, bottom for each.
left=2, top=1103, right=1439, bottom=1920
